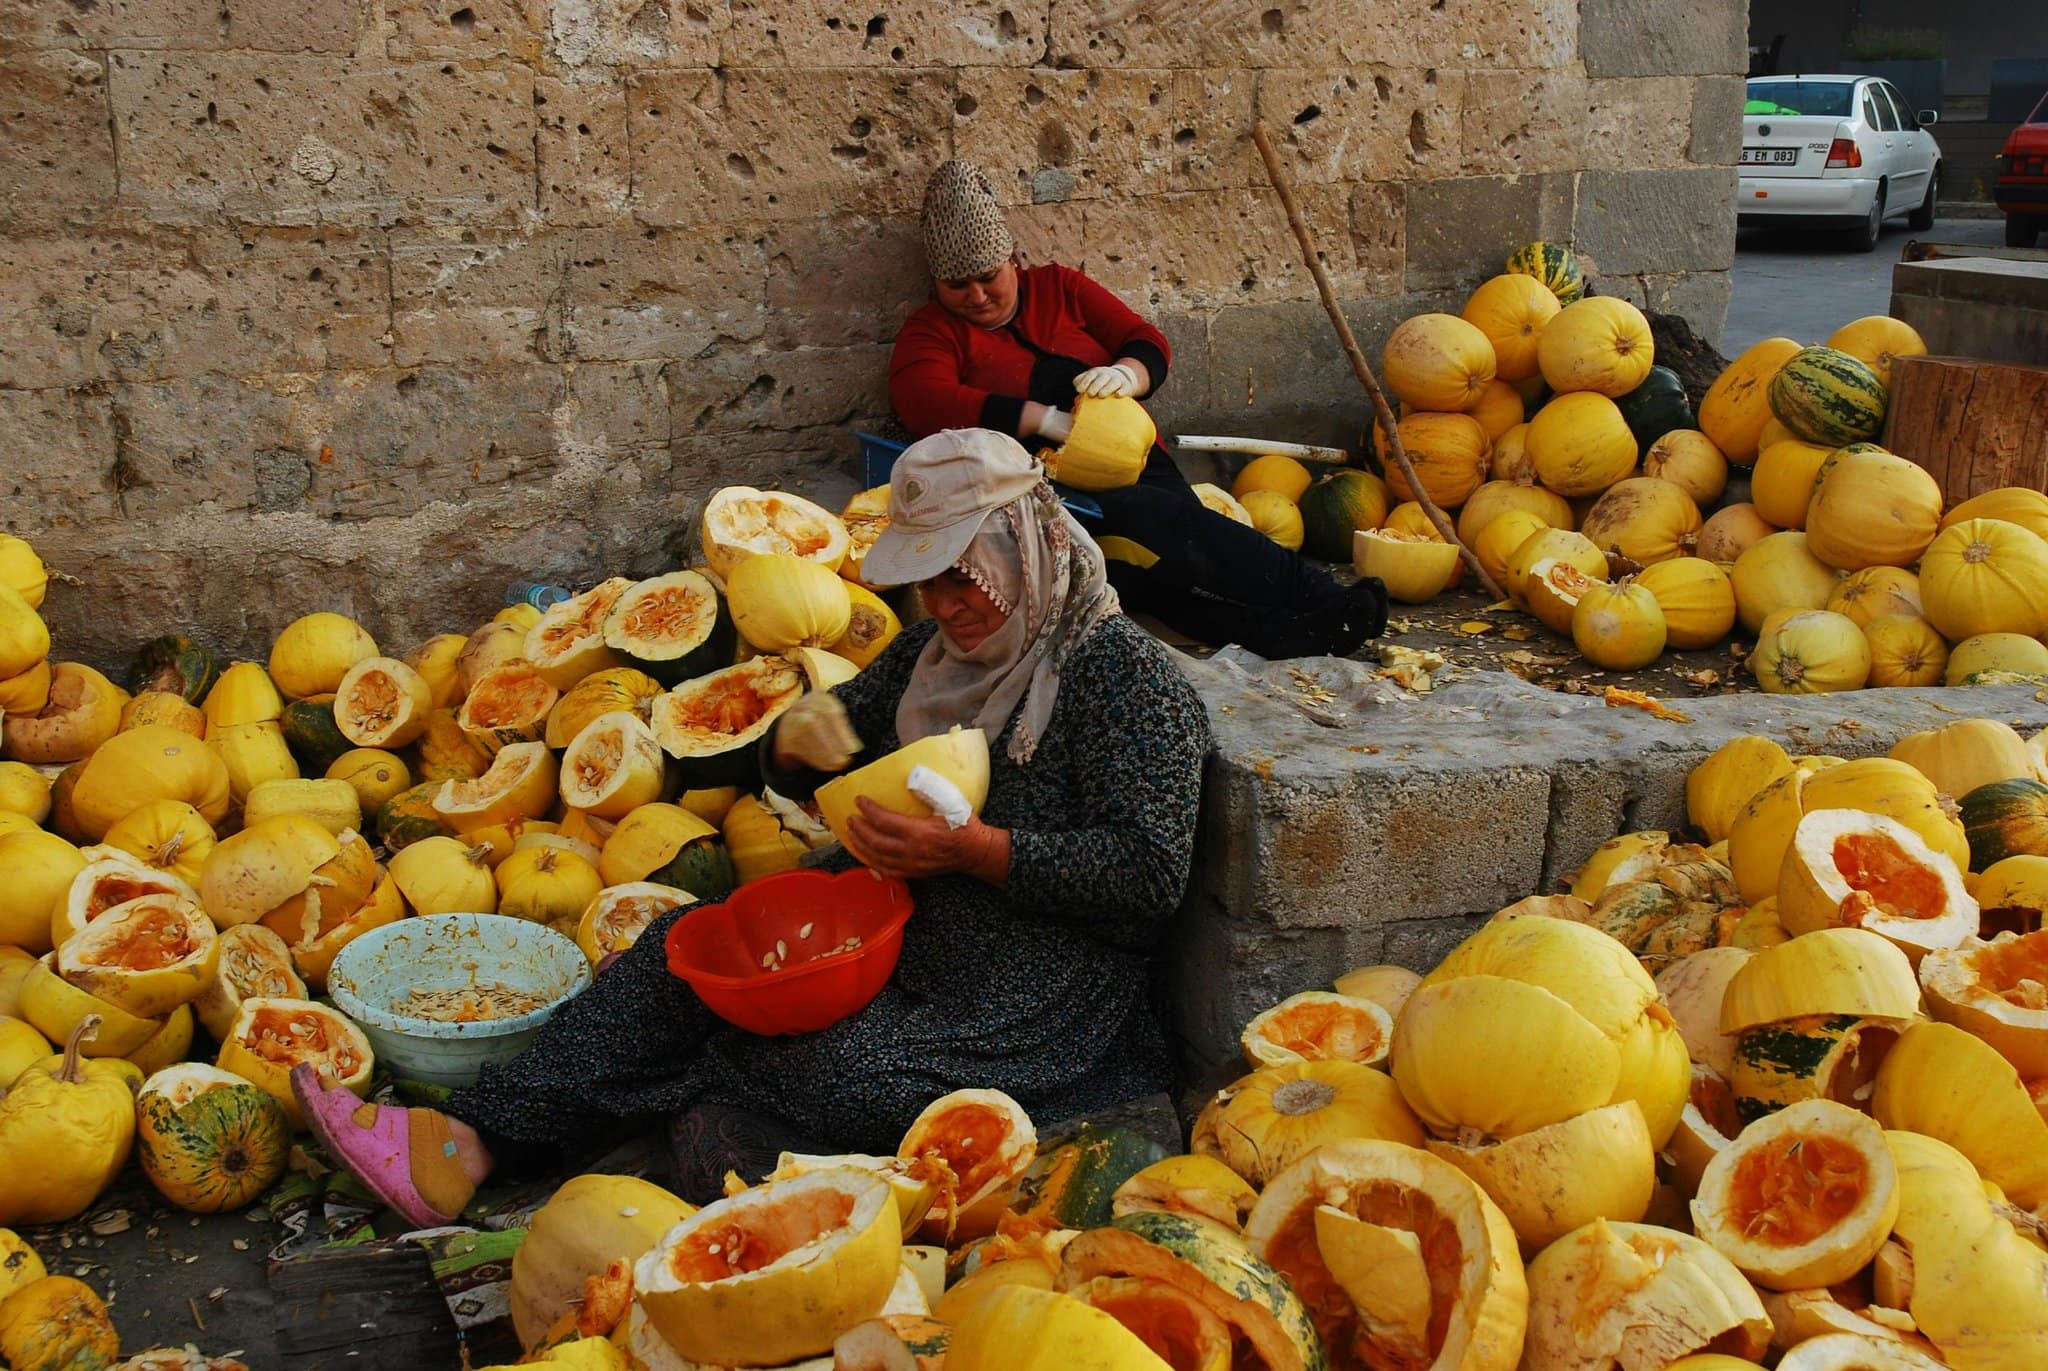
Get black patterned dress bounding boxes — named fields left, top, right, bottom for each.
left=446, top=614, right=1210, bottom=1165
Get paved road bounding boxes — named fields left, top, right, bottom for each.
left=1723, top=216, right=2008, bottom=354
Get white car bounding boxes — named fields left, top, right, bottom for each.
left=1738, top=74, right=1943, bottom=251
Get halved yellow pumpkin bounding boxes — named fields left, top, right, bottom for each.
left=192, top=923, right=306, bottom=1041
left=1353, top=528, right=1458, bottom=603
left=196, top=814, right=342, bottom=929
left=634, top=1167, right=900, bottom=1366
left=1522, top=1220, right=1771, bottom=1368
left=15, top=954, right=166, bottom=1057
left=283, top=869, right=402, bottom=990
left=216, top=996, right=373, bottom=1130
left=839, top=485, right=893, bottom=587
left=1426, top=1099, right=1655, bottom=1254
left=1920, top=929, right=2048, bottom=1078
left=522, top=578, right=631, bottom=691
left=1691, top=1099, right=1899, bottom=1289
left=1193, top=1058, right=1423, bottom=1188
left=1330, top=963, right=1422, bottom=1020
left=1656, top=946, right=1753, bottom=1080
left=1873, top=1019, right=2048, bottom=1211
left=1526, top=557, right=1606, bottom=636
left=51, top=851, right=199, bottom=951
left=1239, top=991, right=1392, bottom=1069
left=457, top=659, right=560, bottom=755
left=558, top=711, right=667, bottom=820
left=575, top=882, right=690, bottom=964
left=1111, top=1155, right=1259, bottom=1233
left=897, top=1088, right=1036, bottom=1243
left=55, top=894, right=218, bottom=1018
left=434, top=741, right=560, bottom=836
left=332, top=656, right=434, bottom=749
left=1718, top=927, right=1921, bottom=1033
left=816, top=727, right=991, bottom=868
left=1778, top=808, right=1976, bottom=961
left=1776, top=1334, right=1947, bottom=1371
left=701, top=487, right=852, bottom=579
left=833, top=583, right=902, bottom=668
left=1244, top=1138, right=1526, bottom=1371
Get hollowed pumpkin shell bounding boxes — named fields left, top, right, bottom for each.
left=816, top=727, right=991, bottom=869
left=1063, top=1274, right=1232, bottom=1371
left=196, top=814, right=340, bottom=929
left=1778, top=808, right=1975, bottom=962
left=1427, top=1099, right=1656, bottom=1254
left=1690, top=1099, right=1898, bottom=1289
left=1245, top=1138, right=1527, bottom=1371
left=1872, top=1020, right=2048, bottom=1211
left=1920, top=930, right=2048, bottom=1078
left=650, top=655, right=806, bottom=790
left=1521, top=1219, right=1771, bottom=1370
left=192, top=923, right=306, bottom=1042
left=333, top=656, right=434, bottom=749
left=1667, top=1065, right=1743, bottom=1197
left=634, top=1167, right=900, bottom=1366
left=897, top=1088, right=1036, bottom=1243
left=1353, top=528, right=1459, bottom=604
left=1776, top=1334, right=1946, bottom=1371
left=1657, top=947, right=1753, bottom=1080
left=215, top=995, right=373, bottom=1129
left=433, top=741, right=559, bottom=836
left=1718, top=927, right=1921, bottom=1034
left=1527, top=556, right=1607, bottom=636
left=1111, top=1155, right=1259, bottom=1233
left=457, top=659, right=560, bottom=755
left=575, top=882, right=690, bottom=965
left=831, top=583, right=903, bottom=669
left=701, top=486, right=852, bottom=579
left=1506, top=528, right=1607, bottom=607
left=51, top=852, right=199, bottom=951
left=558, top=711, right=666, bottom=820
left=16, top=954, right=166, bottom=1057
left=1194, top=1057, right=1423, bottom=1188
left=55, top=894, right=219, bottom=1018
left=521, top=578, right=630, bottom=691
left=1238, top=990, right=1392, bottom=1069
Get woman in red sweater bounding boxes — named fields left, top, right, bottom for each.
left=890, top=161, right=1387, bottom=660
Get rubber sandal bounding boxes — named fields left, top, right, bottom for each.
left=292, top=1064, right=463, bottom=1229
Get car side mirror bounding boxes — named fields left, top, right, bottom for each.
left=1918, top=109, right=1939, bottom=127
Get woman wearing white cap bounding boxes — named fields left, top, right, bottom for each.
left=292, top=429, right=1209, bottom=1218
left=892, top=159, right=1387, bottom=660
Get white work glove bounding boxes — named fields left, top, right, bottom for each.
left=775, top=692, right=862, bottom=772
left=1036, top=407, right=1074, bottom=443
left=1073, top=363, right=1140, bottom=398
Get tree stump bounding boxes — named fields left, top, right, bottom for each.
left=1883, top=355, right=2048, bottom=506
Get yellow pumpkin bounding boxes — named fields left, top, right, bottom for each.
left=836, top=484, right=893, bottom=589
left=0, top=762, right=49, bottom=826
left=1426, top=1100, right=1655, bottom=1256
left=1239, top=490, right=1304, bottom=550
left=0, top=660, right=52, bottom=718
left=55, top=893, right=220, bottom=1018
left=1863, top=614, right=1949, bottom=688
left=201, top=660, right=282, bottom=729
left=1195, top=1058, right=1423, bottom=1187
left=1230, top=453, right=1312, bottom=504
left=1641, top=429, right=1728, bottom=507
left=1384, top=412, right=1489, bottom=510
left=1825, top=315, right=1926, bottom=388
left=1489, top=422, right=1534, bottom=482
left=242, top=777, right=362, bottom=837
left=1920, top=518, right=2048, bottom=641
left=1472, top=509, right=1551, bottom=591
left=1461, top=272, right=1559, bottom=382
left=1573, top=579, right=1666, bottom=670
left=511, top=1173, right=696, bottom=1351
left=0, top=1276, right=121, bottom=1371
left=1827, top=566, right=1922, bottom=628
left=542, top=667, right=664, bottom=750
left=1353, top=529, right=1459, bottom=604
left=1941, top=486, right=2048, bottom=542
left=326, top=748, right=413, bottom=814
left=1503, top=527, right=1602, bottom=606
left=1700, top=336, right=1803, bottom=464
left=1467, top=379, right=1526, bottom=443
left=1047, top=395, right=1156, bottom=492
left=0, top=1228, right=44, bottom=1301
left=497, top=846, right=604, bottom=932
left=817, top=729, right=992, bottom=867
left=1946, top=631, right=2048, bottom=684
left=1749, top=610, right=1871, bottom=694
left=1527, top=391, right=1637, bottom=497
left=216, top=996, right=373, bottom=1130
left=1634, top=558, right=1735, bottom=650
left=0, top=1018, right=137, bottom=1224
left=1537, top=296, right=1655, bottom=397
left=1382, top=313, right=1497, bottom=412
left=69, top=725, right=229, bottom=842
left=269, top=612, right=378, bottom=700
left=1874, top=1021, right=2048, bottom=1211
left=1749, top=439, right=1834, bottom=529
left=1526, top=557, right=1607, bottom=636
left=1687, top=736, right=1793, bottom=845
left=0, top=536, right=48, bottom=609
left=435, top=741, right=560, bottom=836
left=119, top=688, right=204, bottom=738
left=1730, top=531, right=1840, bottom=634
left=721, top=793, right=810, bottom=885
left=0, top=582, right=47, bottom=681
left=1391, top=974, right=1620, bottom=1141
left=403, top=632, right=469, bottom=711
left=1806, top=449, right=1943, bottom=571
left=0, top=829, right=83, bottom=955
left=1891, top=719, right=2037, bottom=799
left=208, top=720, right=300, bottom=808
left=1578, top=477, right=1702, bottom=566
left=832, top=582, right=902, bottom=669
left=1456, top=479, right=1572, bottom=547
left=2, top=662, right=127, bottom=766
left=387, top=835, right=498, bottom=917
left=1696, top=503, right=1776, bottom=564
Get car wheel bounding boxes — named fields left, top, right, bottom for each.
left=1851, top=185, right=1885, bottom=253
left=1908, top=167, right=1938, bottom=231
left=2007, top=214, right=2042, bottom=249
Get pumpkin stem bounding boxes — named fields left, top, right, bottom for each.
left=157, top=831, right=186, bottom=865
left=465, top=842, right=495, bottom=866
left=61, top=1013, right=102, bottom=1083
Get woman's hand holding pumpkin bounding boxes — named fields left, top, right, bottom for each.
left=773, top=693, right=862, bottom=772
left=848, top=797, right=1010, bottom=885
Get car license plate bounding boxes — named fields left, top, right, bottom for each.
left=1740, top=147, right=1800, bottom=166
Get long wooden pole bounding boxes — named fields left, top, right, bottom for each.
left=1249, top=122, right=1504, bottom=602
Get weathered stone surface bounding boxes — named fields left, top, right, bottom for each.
left=547, top=0, right=728, bottom=69
left=1258, top=67, right=1467, bottom=186
left=227, top=0, right=362, bottom=52
left=0, top=386, right=122, bottom=529
left=669, top=343, right=892, bottom=441
left=1164, top=68, right=1254, bottom=193
left=1049, top=0, right=1572, bottom=70
left=391, top=229, right=555, bottom=368
left=953, top=69, right=1174, bottom=206
left=1576, top=166, right=1736, bottom=276
left=763, top=215, right=926, bottom=348
left=1203, top=295, right=1434, bottom=447
left=108, top=55, right=534, bottom=226
left=725, top=0, right=1045, bottom=67
left=536, top=75, right=632, bottom=227
left=385, top=0, right=546, bottom=60
left=1080, top=187, right=1361, bottom=311
left=1583, top=76, right=1694, bottom=171
left=629, top=68, right=952, bottom=226
left=0, top=230, right=159, bottom=388
left=1459, top=68, right=1589, bottom=177
left=0, top=0, right=225, bottom=51
left=0, top=51, right=117, bottom=227
left=1581, top=0, right=1746, bottom=78
left=1403, top=173, right=1578, bottom=293
left=1641, top=269, right=1733, bottom=347
left=555, top=225, right=765, bottom=362
left=1690, top=74, right=1745, bottom=166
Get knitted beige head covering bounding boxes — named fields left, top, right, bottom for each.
left=921, top=160, right=1014, bottom=281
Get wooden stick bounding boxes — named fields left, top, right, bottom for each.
left=1249, top=121, right=1505, bottom=602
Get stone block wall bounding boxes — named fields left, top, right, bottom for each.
left=0, top=0, right=1744, bottom=664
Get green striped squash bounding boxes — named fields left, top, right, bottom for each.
left=1767, top=346, right=1888, bottom=446
left=1729, top=1013, right=1903, bottom=1125
left=1009, top=1125, right=1167, bottom=1231
left=136, top=1076, right=291, bottom=1212
left=1296, top=471, right=1391, bottom=562
left=376, top=780, right=454, bottom=851
left=279, top=694, right=355, bottom=773
left=1960, top=778, right=2048, bottom=870
left=1504, top=241, right=1586, bottom=305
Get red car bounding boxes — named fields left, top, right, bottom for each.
left=1999, top=89, right=2048, bottom=247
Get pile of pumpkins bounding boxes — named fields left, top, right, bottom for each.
left=1219, top=240, right=2048, bottom=694
left=0, top=1228, right=249, bottom=1368
left=0, top=493, right=998, bottom=1235
left=441, top=708, right=2048, bottom=1371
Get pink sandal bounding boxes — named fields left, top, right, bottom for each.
left=292, top=1064, right=472, bottom=1230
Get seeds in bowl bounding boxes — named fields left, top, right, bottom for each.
left=393, top=984, right=553, bottom=1024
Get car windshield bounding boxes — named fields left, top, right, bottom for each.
left=1745, top=81, right=1854, bottom=118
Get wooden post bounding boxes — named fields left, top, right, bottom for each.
left=1883, top=355, right=2048, bottom=506
left=1248, top=122, right=1506, bottom=602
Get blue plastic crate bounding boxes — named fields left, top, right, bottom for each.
left=853, top=431, right=1102, bottom=518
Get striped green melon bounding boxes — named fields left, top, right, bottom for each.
left=1059, top=1211, right=1327, bottom=1371
left=1728, top=1013, right=1904, bottom=1125
left=1504, top=241, right=1585, bottom=305
left=1296, top=471, right=1390, bottom=563
left=279, top=694, right=354, bottom=773
left=1961, top=778, right=2048, bottom=870
left=1767, top=346, right=1887, bottom=446
left=1009, top=1126, right=1168, bottom=1231
left=376, top=780, right=454, bottom=851
left=135, top=1065, right=292, bottom=1213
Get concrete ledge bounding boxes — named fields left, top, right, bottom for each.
left=1166, top=658, right=2048, bottom=1075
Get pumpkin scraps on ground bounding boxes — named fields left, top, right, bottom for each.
left=7, top=243, right=2048, bottom=1364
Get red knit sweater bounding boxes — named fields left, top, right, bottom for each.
left=888, top=264, right=1171, bottom=440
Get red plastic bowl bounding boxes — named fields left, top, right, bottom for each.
left=665, top=867, right=914, bottom=1035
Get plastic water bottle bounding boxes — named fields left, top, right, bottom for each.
left=506, top=580, right=572, bottom=611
